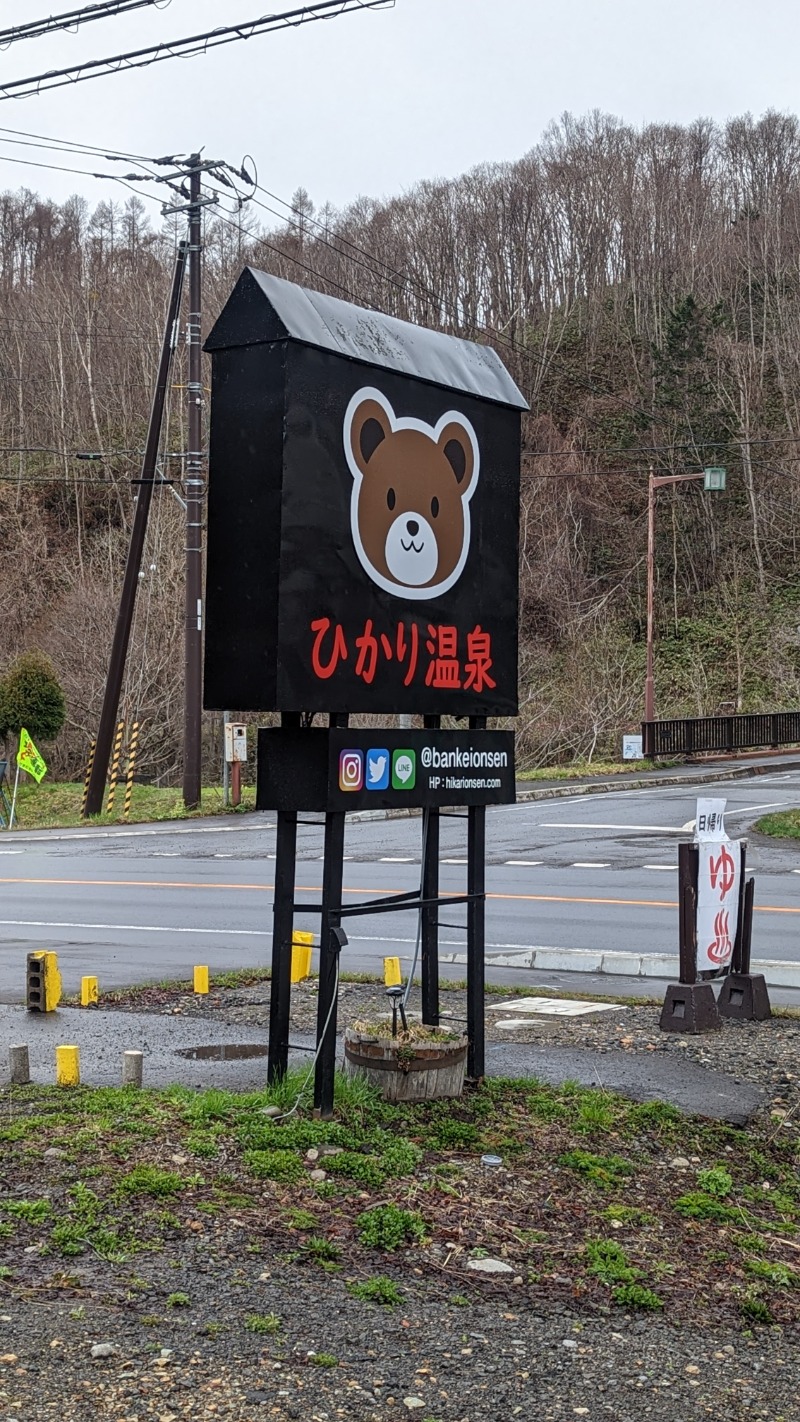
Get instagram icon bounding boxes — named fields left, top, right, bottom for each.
left=338, top=749, right=364, bottom=792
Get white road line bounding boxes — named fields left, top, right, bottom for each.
left=504, top=859, right=543, bottom=866
left=643, top=864, right=677, bottom=871
left=443, top=858, right=468, bottom=864
left=539, top=822, right=685, bottom=833
left=1, top=822, right=276, bottom=844
left=380, top=856, right=415, bottom=863
left=0, top=917, right=543, bottom=955
left=571, top=861, right=609, bottom=868
left=725, top=802, right=787, bottom=816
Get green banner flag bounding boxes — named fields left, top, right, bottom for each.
left=17, top=728, right=47, bottom=784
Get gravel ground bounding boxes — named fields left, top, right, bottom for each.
left=2, top=1250, right=798, bottom=1421
left=8, top=979, right=798, bottom=1419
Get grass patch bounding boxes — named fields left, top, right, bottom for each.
left=2, top=1071, right=799, bottom=1328
left=755, top=808, right=800, bottom=839
left=612, top=1283, right=663, bottom=1310
left=347, top=1275, right=404, bottom=1306
left=7, top=779, right=257, bottom=831
left=516, top=759, right=666, bottom=781
left=356, top=1205, right=426, bottom=1251
left=245, top=1312, right=281, bottom=1334
left=558, top=1149, right=634, bottom=1189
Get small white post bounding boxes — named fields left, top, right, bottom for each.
left=9, top=1044, right=30, bottom=1084
left=122, top=1050, right=143, bottom=1088
left=7, top=762, right=20, bottom=830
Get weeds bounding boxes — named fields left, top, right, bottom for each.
left=347, top=1276, right=404, bottom=1306
left=245, top=1313, right=281, bottom=1334
left=612, top=1283, right=663, bottom=1310
left=558, top=1149, right=634, bottom=1188
left=357, top=1205, right=426, bottom=1251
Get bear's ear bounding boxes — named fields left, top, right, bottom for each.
left=438, top=419, right=477, bottom=494
left=347, top=395, right=393, bottom=476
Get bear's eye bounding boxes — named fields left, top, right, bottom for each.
left=430, top=496, right=440, bottom=519
left=387, top=488, right=396, bottom=511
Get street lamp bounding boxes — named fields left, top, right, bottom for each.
left=644, top=466, right=726, bottom=736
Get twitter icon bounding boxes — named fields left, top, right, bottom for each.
left=365, top=748, right=390, bottom=790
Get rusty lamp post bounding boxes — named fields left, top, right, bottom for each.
left=644, top=466, right=726, bottom=737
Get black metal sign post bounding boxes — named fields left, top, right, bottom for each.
left=660, top=841, right=722, bottom=1033
left=718, top=841, right=771, bottom=1020
left=267, top=713, right=301, bottom=1085
left=467, top=714, right=487, bottom=1079
left=203, top=272, right=527, bottom=1109
left=421, top=715, right=441, bottom=1027
left=314, top=715, right=348, bottom=1118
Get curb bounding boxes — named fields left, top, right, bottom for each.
left=515, top=757, right=800, bottom=802
left=440, top=947, right=800, bottom=990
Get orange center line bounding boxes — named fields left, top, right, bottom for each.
left=0, top=875, right=797, bottom=914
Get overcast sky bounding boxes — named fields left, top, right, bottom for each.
left=0, top=0, right=799, bottom=221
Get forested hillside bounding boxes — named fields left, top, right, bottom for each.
left=3, top=109, right=800, bottom=778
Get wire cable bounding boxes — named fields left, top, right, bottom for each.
left=0, top=1, right=171, bottom=48
left=269, top=957, right=341, bottom=1121
left=0, top=0, right=394, bottom=100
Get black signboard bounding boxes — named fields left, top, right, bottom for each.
left=203, top=271, right=527, bottom=718
left=256, top=728, right=516, bottom=813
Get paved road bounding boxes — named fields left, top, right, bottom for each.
left=0, top=769, right=799, bottom=1001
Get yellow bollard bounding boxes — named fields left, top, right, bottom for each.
left=290, top=930, right=314, bottom=983
left=56, top=1045, right=80, bottom=1087
left=193, top=965, right=209, bottom=995
left=383, top=956, right=402, bottom=987
left=80, top=976, right=99, bottom=1007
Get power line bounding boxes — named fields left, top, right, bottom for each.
left=0, top=1, right=170, bottom=47
left=0, top=0, right=394, bottom=100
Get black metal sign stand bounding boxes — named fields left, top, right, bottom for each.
left=718, top=855, right=770, bottom=1020
left=660, top=839, right=763, bottom=1033
left=266, top=715, right=489, bottom=1118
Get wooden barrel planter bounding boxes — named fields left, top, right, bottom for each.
left=344, top=1025, right=468, bottom=1103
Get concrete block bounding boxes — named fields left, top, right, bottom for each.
left=122, top=1050, right=144, bottom=1088
left=753, top=958, right=800, bottom=989
left=599, top=952, right=646, bottom=976
left=9, top=1044, right=30, bottom=1085
left=532, top=948, right=603, bottom=973
left=638, top=954, right=679, bottom=978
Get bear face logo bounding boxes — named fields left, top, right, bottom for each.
left=343, top=386, right=480, bottom=600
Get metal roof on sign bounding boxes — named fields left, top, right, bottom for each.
left=204, top=268, right=529, bottom=410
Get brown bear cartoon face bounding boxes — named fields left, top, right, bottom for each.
left=343, top=387, right=480, bottom=600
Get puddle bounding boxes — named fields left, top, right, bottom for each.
left=176, top=1042, right=269, bottom=1062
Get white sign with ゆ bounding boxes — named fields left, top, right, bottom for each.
left=696, top=836, right=741, bottom=972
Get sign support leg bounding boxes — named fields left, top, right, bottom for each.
left=421, top=714, right=441, bottom=1026
left=314, top=711, right=348, bottom=1119
left=467, top=715, right=486, bottom=1080
left=268, top=809, right=298, bottom=1083
left=314, top=808, right=346, bottom=1118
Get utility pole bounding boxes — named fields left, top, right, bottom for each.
left=83, top=242, right=187, bottom=816
left=183, top=153, right=203, bottom=809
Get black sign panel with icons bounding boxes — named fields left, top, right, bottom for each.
left=203, top=271, right=526, bottom=719
left=256, top=728, right=516, bottom=813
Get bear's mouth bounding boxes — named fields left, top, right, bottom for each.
left=400, top=538, right=424, bottom=554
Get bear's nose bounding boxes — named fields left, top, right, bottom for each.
left=406, top=519, right=420, bottom=537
